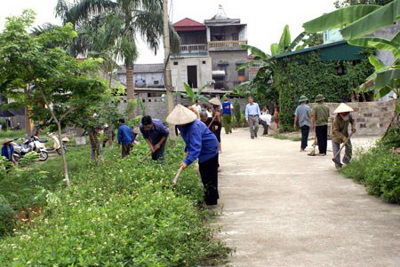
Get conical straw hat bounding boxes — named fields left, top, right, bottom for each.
left=334, top=103, right=354, bottom=114
left=2, top=138, right=13, bottom=144
left=209, top=97, right=221, bottom=106
left=166, top=104, right=197, bottom=125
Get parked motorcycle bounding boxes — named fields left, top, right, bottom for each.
left=12, top=138, right=48, bottom=162
left=47, top=133, right=68, bottom=155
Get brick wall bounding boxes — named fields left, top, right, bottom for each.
left=311, top=100, right=396, bottom=136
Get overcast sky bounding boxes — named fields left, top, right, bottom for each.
left=0, top=0, right=336, bottom=64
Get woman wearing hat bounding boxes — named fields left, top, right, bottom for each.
left=167, top=105, right=219, bottom=206
left=331, top=103, right=356, bottom=169
left=311, top=94, right=330, bottom=156
left=1, top=138, right=16, bottom=166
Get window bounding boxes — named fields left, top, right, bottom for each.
left=232, top=33, right=239, bottom=40
left=173, top=62, right=178, bottom=65
left=238, top=69, right=245, bottom=77
left=154, top=80, right=159, bottom=85
left=202, top=61, right=206, bottom=64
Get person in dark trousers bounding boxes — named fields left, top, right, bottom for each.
left=167, top=105, right=219, bottom=207
left=311, top=94, right=330, bottom=156
left=245, top=97, right=261, bottom=139
left=117, top=119, right=134, bottom=158
left=259, top=106, right=272, bottom=136
left=1, top=138, right=16, bottom=167
left=294, top=95, right=312, bottom=152
left=139, top=115, right=169, bottom=161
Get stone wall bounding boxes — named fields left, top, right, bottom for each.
left=312, top=100, right=396, bottom=136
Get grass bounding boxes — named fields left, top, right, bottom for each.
left=272, top=132, right=302, bottom=142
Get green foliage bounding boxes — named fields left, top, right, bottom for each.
left=17, top=152, right=39, bottom=168
left=176, top=83, right=210, bottom=104
left=342, top=126, right=400, bottom=204
left=277, top=51, right=374, bottom=130
left=0, top=142, right=229, bottom=265
left=0, top=195, right=15, bottom=237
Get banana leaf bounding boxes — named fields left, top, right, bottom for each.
left=368, top=55, right=386, bottom=70
left=279, top=25, right=291, bottom=49
left=303, top=5, right=380, bottom=33
left=287, top=32, right=307, bottom=51
left=375, top=68, right=400, bottom=89
left=270, top=43, right=280, bottom=56
left=241, top=44, right=269, bottom=60
left=341, top=0, right=400, bottom=40
left=348, top=37, right=400, bottom=58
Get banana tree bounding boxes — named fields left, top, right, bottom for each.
left=235, top=25, right=306, bottom=100
left=176, top=83, right=210, bottom=104
left=303, top=0, right=400, bottom=113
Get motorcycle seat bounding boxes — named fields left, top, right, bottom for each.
left=39, top=139, right=48, bottom=143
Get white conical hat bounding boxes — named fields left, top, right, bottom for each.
left=334, top=103, right=354, bottom=114
left=166, top=104, right=197, bottom=125
left=209, top=97, right=221, bottom=106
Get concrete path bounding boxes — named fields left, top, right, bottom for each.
left=217, top=128, right=400, bottom=267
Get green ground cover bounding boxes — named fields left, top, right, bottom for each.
left=341, top=126, right=400, bottom=204
left=0, top=140, right=229, bottom=265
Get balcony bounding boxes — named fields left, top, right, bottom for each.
left=180, top=44, right=208, bottom=56
left=208, top=40, right=248, bottom=51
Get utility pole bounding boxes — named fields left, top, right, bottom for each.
left=163, top=0, right=176, bottom=139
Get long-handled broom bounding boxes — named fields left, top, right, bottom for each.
left=332, top=133, right=353, bottom=165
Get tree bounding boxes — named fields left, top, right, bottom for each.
left=177, top=83, right=210, bottom=104
left=0, top=10, right=107, bottom=186
left=56, top=0, right=181, bottom=118
left=235, top=25, right=306, bottom=101
left=334, top=0, right=393, bottom=8
left=304, top=0, right=400, bottom=124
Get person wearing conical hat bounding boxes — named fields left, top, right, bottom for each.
left=167, top=104, right=219, bottom=206
left=331, top=103, right=356, bottom=169
left=311, top=94, right=330, bottom=156
left=1, top=138, right=16, bottom=165
left=294, top=95, right=311, bottom=152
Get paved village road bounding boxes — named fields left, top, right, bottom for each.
left=217, top=128, right=400, bottom=267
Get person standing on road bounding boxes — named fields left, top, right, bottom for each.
left=117, top=119, right=135, bottom=158
left=331, top=103, right=356, bottom=169
left=311, top=94, right=330, bottom=156
left=245, top=97, right=261, bottom=139
left=140, top=115, right=169, bottom=161
left=259, top=106, right=272, bottom=136
left=167, top=105, right=219, bottom=207
left=221, top=98, right=234, bottom=134
left=294, top=95, right=312, bottom=152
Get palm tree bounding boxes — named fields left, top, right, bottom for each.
left=56, top=0, right=180, bottom=116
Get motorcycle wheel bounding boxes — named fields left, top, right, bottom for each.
left=39, top=151, right=49, bottom=161
left=56, top=147, right=67, bottom=155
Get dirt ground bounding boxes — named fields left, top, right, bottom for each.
left=217, top=128, right=400, bottom=267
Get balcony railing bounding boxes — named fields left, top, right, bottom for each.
left=180, top=44, right=208, bottom=54
left=208, top=40, right=248, bottom=51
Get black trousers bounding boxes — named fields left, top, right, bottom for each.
left=152, top=141, right=166, bottom=161
left=260, top=120, right=269, bottom=135
left=199, top=154, right=219, bottom=205
left=300, top=125, right=310, bottom=149
left=316, top=125, right=328, bottom=154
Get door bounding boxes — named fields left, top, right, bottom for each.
left=187, top=65, right=198, bottom=88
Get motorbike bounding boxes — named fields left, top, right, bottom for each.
left=12, top=137, right=49, bottom=162
left=47, top=133, right=68, bottom=155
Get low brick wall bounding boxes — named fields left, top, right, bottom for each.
left=312, top=100, right=396, bottom=136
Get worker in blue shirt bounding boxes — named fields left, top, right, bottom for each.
left=1, top=138, right=16, bottom=166
left=139, top=115, right=169, bottom=161
left=167, top=104, right=219, bottom=206
left=245, top=96, right=261, bottom=139
left=117, top=119, right=135, bottom=158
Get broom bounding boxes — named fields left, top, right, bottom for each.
left=332, top=133, right=353, bottom=165
left=308, top=137, right=318, bottom=156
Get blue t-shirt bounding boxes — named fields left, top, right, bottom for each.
left=294, top=104, right=311, bottom=127
left=117, top=124, right=134, bottom=145
left=178, top=120, right=218, bottom=165
left=140, top=119, right=169, bottom=145
left=222, top=102, right=232, bottom=115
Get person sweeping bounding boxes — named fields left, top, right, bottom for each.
left=167, top=104, right=219, bottom=207
left=331, top=103, right=356, bottom=169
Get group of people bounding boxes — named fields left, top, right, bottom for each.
left=294, top=94, right=356, bottom=169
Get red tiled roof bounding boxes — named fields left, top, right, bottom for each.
left=173, top=18, right=206, bottom=31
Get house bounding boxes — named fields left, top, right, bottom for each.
left=172, top=5, right=249, bottom=91
left=117, top=64, right=165, bottom=88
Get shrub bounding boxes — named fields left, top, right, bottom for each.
left=0, top=140, right=229, bottom=265
left=0, top=195, right=15, bottom=236
left=342, top=128, right=400, bottom=204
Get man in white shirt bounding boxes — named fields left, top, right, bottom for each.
left=191, top=100, right=202, bottom=114
left=259, top=107, right=272, bottom=136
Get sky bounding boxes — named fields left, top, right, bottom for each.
left=0, top=0, right=336, bottom=64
